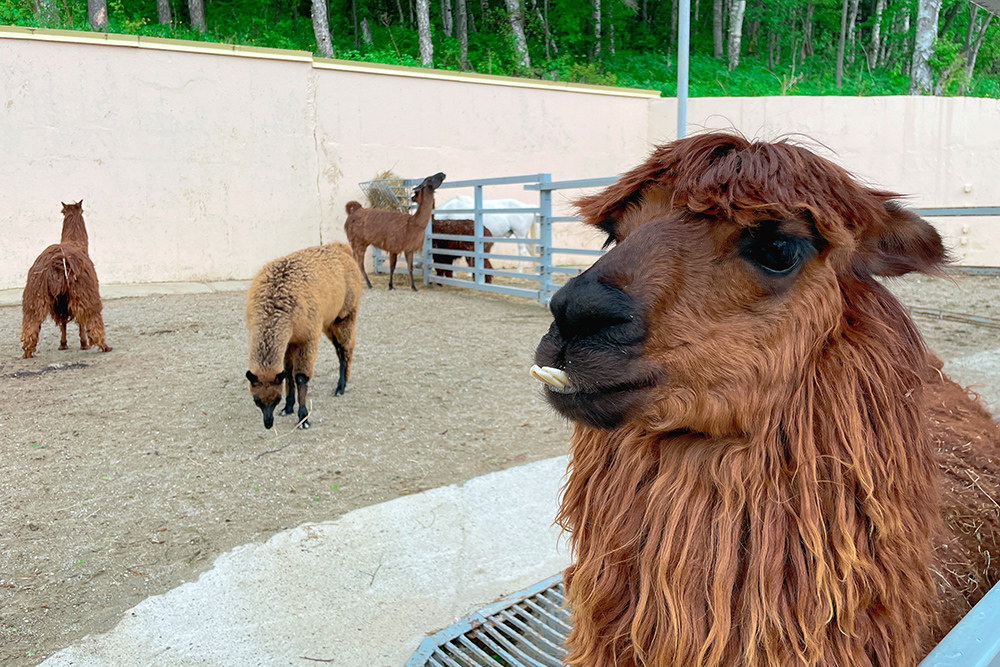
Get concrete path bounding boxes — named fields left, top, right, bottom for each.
left=38, top=456, right=572, bottom=667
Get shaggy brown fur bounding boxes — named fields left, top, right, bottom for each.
left=21, top=201, right=112, bottom=358
left=430, top=218, right=495, bottom=283
left=245, top=242, right=362, bottom=430
left=344, top=172, right=445, bottom=291
left=533, top=132, right=1000, bottom=667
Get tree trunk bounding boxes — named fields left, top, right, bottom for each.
left=352, top=0, right=359, bottom=47
left=505, top=0, right=531, bottom=69
left=801, top=1, right=814, bottom=58
left=187, top=0, right=206, bottom=32
left=157, top=0, right=171, bottom=27
left=37, top=0, right=59, bottom=25
left=713, top=0, right=724, bottom=59
left=846, top=0, right=858, bottom=64
left=88, top=0, right=108, bottom=30
left=531, top=0, right=557, bottom=58
left=670, top=0, right=677, bottom=48
left=361, top=17, right=374, bottom=45
left=440, top=0, right=453, bottom=37
left=416, top=0, right=433, bottom=66
left=767, top=29, right=779, bottom=68
left=960, top=7, right=993, bottom=94
left=910, top=0, right=941, bottom=94
left=592, top=0, right=602, bottom=61
left=726, top=0, right=745, bottom=71
left=396, top=0, right=405, bottom=24
left=312, top=0, right=334, bottom=57
left=457, top=0, right=469, bottom=67
left=868, top=0, right=885, bottom=69
left=836, top=0, right=848, bottom=88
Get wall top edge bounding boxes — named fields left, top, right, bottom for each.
left=0, top=25, right=661, bottom=98
left=311, top=58, right=662, bottom=98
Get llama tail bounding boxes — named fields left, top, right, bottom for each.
left=345, top=201, right=363, bottom=215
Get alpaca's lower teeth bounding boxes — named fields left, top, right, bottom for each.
left=530, top=364, right=576, bottom=394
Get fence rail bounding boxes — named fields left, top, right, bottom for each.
left=370, top=174, right=1000, bottom=305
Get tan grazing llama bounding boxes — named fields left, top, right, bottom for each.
left=531, top=132, right=1000, bottom=667
left=21, top=200, right=112, bottom=358
left=245, top=242, right=362, bottom=430
left=343, top=172, right=446, bottom=291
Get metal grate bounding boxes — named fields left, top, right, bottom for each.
left=359, top=178, right=411, bottom=212
left=406, top=574, right=569, bottom=667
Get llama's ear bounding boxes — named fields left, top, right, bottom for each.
left=274, top=371, right=287, bottom=384
left=246, top=370, right=259, bottom=386
left=574, top=159, right=665, bottom=228
left=861, top=203, right=949, bottom=277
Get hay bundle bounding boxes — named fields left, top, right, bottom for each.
left=362, top=170, right=409, bottom=212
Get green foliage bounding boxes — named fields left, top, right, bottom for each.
left=2, top=0, right=998, bottom=99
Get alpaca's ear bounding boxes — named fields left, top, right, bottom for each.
left=574, top=160, right=665, bottom=228
left=862, top=203, right=949, bottom=277
left=246, top=370, right=259, bottom=386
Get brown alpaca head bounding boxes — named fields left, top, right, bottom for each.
left=535, top=132, right=946, bottom=434
left=246, top=369, right=287, bottom=429
left=412, top=172, right=446, bottom=208
left=59, top=199, right=89, bottom=248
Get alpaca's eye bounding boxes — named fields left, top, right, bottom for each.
left=741, top=227, right=813, bottom=276
left=597, top=219, right=618, bottom=249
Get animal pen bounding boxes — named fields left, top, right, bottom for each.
left=367, top=174, right=1000, bottom=311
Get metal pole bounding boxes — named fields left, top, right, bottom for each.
left=538, top=174, right=553, bottom=305
left=473, top=185, right=485, bottom=285
left=677, top=0, right=690, bottom=138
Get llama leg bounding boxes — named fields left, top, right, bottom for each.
left=58, top=318, right=69, bottom=350
left=405, top=251, right=417, bottom=291
left=77, top=319, right=90, bottom=350
left=291, top=340, right=317, bottom=429
left=353, top=244, right=373, bottom=288
left=76, top=308, right=112, bottom=353
left=388, top=253, right=398, bottom=290
left=20, top=301, right=46, bottom=359
left=279, top=346, right=296, bottom=415
left=326, top=314, right=356, bottom=396
left=483, top=257, right=494, bottom=284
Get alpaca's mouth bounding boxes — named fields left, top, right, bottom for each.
left=530, top=365, right=576, bottom=394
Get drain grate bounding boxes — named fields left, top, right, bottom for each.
left=406, top=574, right=570, bottom=667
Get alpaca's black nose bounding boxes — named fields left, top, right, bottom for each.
left=550, top=272, right=636, bottom=339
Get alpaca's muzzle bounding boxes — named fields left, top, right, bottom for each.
left=530, top=364, right=576, bottom=394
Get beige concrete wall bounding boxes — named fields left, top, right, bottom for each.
left=2, top=28, right=999, bottom=290
left=0, top=28, right=655, bottom=290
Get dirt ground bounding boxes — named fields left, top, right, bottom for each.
left=1, top=271, right=999, bottom=666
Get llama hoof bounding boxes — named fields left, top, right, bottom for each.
left=22, top=351, right=34, bottom=359
left=280, top=405, right=295, bottom=416
left=59, top=344, right=69, bottom=350
left=298, top=419, right=311, bottom=430
left=99, top=345, right=112, bottom=352
left=333, top=387, right=345, bottom=397
left=79, top=344, right=90, bottom=350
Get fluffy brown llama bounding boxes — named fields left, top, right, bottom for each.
left=430, top=218, right=495, bottom=283
left=343, top=172, right=446, bottom=291
left=21, top=200, right=112, bottom=358
left=245, top=242, right=362, bottom=430
left=531, top=132, right=1000, bottom=667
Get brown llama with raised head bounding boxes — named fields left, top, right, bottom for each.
left=21, top=200, right=112, bottom=358
left=430, top=218, right=495, bottom=283
left=344, top=172, right=445, bottom=291
left=531, top=132, right=1000, bottom=667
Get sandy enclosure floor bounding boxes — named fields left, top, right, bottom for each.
left=1, top=271, right=999, bottom=666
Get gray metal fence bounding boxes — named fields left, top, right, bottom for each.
left=370, top=177, right=1000, bottom=304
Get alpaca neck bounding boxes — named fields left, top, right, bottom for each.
left=408, top=191, right=435, bottom=232
left=559, top=281, right=940, bottom=667
left=60, top=211, right=89, bottom=250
